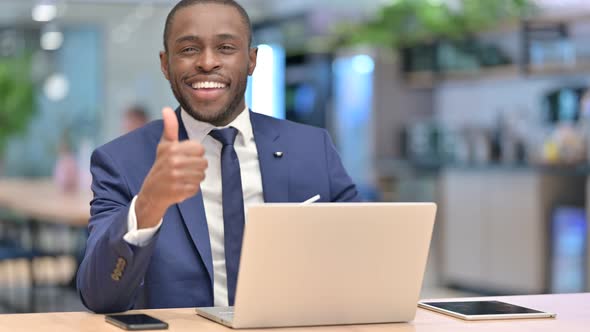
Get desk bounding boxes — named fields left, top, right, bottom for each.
left=0, top=178, right=91, bottom=227
left=0, top=293, right=587, bottom=332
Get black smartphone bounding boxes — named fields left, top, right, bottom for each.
left=105, top=314, right=169, bottom=330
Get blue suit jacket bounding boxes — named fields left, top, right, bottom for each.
left=77, top=109, right=359, bottom=313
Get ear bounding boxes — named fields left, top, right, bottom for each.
left=159, top=51, right=170, bottom=81
left=247, top=47, right=258, bottom=76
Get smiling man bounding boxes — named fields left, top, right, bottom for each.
left=77, top=0, right=359, bottom=313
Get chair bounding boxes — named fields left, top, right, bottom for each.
left=0, top=220, right=43, bottom=313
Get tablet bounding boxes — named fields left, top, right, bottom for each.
left=418, top=300, right=557, bottom=320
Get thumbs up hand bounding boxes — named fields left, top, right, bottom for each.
left=160, top=106, right=179, bottom=142
left=136, top=107, right=208, bottom=229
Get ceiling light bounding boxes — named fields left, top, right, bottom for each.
left=41, top=30, right=63, bottom=50
left=44, top=73, right=69, bottom=101
left=32, top=4, right=57, bottom=22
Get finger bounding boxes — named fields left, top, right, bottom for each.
left=161, top=107, right=178, bottom=142
left=171, top=180, right=202, bottom=201
left=176, top=140, right=205, bottom=156
left=189, top=170, right=206, bottom=183
left=170, top=169, right=206, bottom=183
left=169, top=156, right=208, bottom=170
left=181, top=182, right=200, bottom=195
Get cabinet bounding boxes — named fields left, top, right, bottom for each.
left=440, top=169, right=585, bottom=294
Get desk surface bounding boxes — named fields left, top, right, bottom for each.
left=0, top=178, right=91, bottom=227
left=0, top=293, right=587, bottom=332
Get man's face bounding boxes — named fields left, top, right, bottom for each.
left=160, top=3, right=257, bottom=126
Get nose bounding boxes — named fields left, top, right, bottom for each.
left=196, top=48, right=221, bottom=73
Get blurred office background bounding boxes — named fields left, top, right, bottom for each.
left=0, top=0, right=589, bottom=313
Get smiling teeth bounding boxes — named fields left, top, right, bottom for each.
left=192, top=81, right=227, bottom=89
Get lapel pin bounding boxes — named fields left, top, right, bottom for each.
left=273, top=152, right=284, bottom=158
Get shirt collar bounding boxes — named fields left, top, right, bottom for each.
left=180, top=106, right=253, bottom=143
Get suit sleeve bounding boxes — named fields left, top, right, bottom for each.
left=77, top=147, right=158, bottom=313
left=322, top=130, right=361, bottom=202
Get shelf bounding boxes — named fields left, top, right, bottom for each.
left=376, top=158, right=590, bottom=177
left=527, top=60, right=590, bottom=76
left=402, top=9, right=590, bottom=88
left=406, top=60, right=590, bottom=87
left=441, top=65, right=520, bottom=81
left=405, top=71, right=437, bottom=89
left=406, top=65, right=519, bottom=87
left=527, top=12, right=590, bottom=25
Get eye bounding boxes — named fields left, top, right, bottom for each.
left=219, top=45, right=236, bottom=53
left=181, top=47, right=199, bottom=54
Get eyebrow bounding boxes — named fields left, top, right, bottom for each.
left=174, top=33, right=241, bottom=45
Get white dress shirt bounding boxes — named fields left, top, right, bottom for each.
left=124, top=107, right=265, bottom=307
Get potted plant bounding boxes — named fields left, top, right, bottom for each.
left=340, top=0, right=535, bottom=49
left=0, top=55, right=35, bottom=174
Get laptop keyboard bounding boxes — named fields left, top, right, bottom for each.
left=219, top=309, right=234, bottom=317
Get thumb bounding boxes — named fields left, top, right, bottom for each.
left=161, top=107, right=178, bottom=142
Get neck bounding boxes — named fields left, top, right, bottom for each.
left=214, top=102, right=246, bottom=127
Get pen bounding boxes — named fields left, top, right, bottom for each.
left=301, top=194, right=321, bottom=205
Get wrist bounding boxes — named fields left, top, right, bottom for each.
left=135, top=191, right=168, bottom=229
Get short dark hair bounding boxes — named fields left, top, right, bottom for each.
left=126, top=105, right=149, bottom=121
left=163, top=0, right=253, bottom=52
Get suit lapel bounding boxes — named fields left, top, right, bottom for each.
left=168, top=109, right=289, bottom=287
left=250, top=111, right=289, bottom=203
left=173, top=108, right=214, bottom=286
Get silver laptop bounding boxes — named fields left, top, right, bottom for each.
left=196, top=202, right=437, bottom=329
